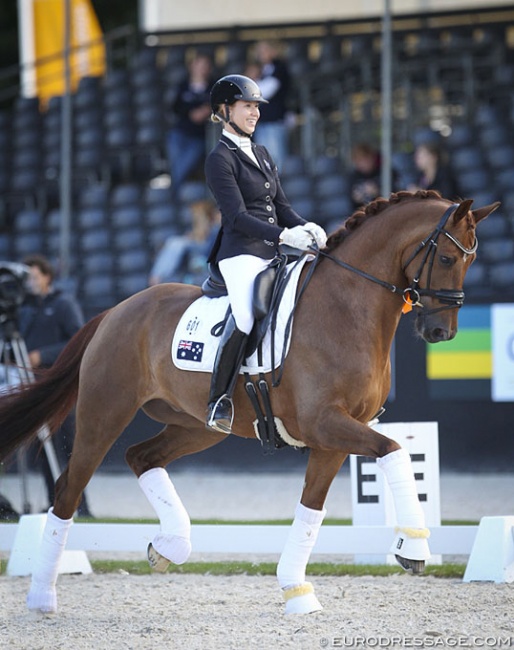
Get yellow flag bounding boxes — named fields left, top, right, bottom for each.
left=33, top=0, right=105, bottom=104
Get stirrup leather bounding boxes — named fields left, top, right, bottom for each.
left=207, top=394, right=234, bottom=434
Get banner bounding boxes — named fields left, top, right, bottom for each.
left=492, top=304, right=514, bottom=402
left=426, top=303, right=514, bottom=402
left=19, top=0, right=105, bottom=103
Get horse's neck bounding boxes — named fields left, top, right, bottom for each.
left=303, top=260, right=400, bottom=367
left=299, top=229, right=413, bottom=377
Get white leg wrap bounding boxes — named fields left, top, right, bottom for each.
left=377, top=448, right=431, bottom=561
left=139, top=467, right=191, bottom=565
left=26, top=508, right=73, bottom=614
left=277, top=503, right=325, bottom=614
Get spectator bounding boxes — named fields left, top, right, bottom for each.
left=408, top=140, right=459, bottom=200
left=17, top=255, right=93, bottom=517
left=148, top=199, right=220, bottom=286
left=166, top=52, right=214, bottom=198
left=348, top=142, right=383, bottom=210
left=251, top=40, right=291, bottom=171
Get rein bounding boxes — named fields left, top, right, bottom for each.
left=316, top=204, right=477, bottom=315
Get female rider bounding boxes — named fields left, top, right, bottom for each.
left=205, top=74, right=327, bottom=433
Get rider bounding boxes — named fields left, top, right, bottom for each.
left=205, top=74, right=327, bottom=434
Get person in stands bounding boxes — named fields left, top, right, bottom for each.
left=148, top=199, right=220, bottom=286
left=348, top=142, right=384, bottom=211
left=166, top=52, right=214, bottom=198
left=408, top=139, right=459, bottom=200
left=17, top=255, right=93, bottom=517
left=251, top=40, right=291, bottom=171
left=204, top=74, right=327, bottom=433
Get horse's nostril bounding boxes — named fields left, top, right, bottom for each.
left=432, top=328, right=448, bottom=342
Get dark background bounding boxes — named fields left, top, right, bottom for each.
left=2, top=3, right=513, bottom=475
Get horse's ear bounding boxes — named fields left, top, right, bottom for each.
left=452, top=199, right=474, bottom=224
left=472, top=201, right=501, bottom=225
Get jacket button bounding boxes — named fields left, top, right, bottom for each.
left=265, top=195, right=271, bottom=201
left=266, top=205, right=272, bottom=212
left=264, top=182, right=270, bottom=188
left=268, top=217, right=274, bottom=223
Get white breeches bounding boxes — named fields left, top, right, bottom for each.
left=219, top=255, right=271, bottom=334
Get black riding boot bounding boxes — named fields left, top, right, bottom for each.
left=206, top=315, right=248, bottom=434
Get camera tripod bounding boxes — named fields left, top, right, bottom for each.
left=0, top=315, right=60, bottom=514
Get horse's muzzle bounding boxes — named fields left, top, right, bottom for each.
left=416, top=313, right=456, bottom=343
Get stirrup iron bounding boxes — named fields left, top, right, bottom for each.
left=207, top=394, right=234, bottom=434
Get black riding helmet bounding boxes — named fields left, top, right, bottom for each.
left=210, top=74, right=268, bottom=137
left=210, top=74, right=268, bottom=114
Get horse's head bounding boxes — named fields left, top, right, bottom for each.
left=403, top=198, right=500, bottom=343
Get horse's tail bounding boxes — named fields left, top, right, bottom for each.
left=0, top=310, right=109, bottom=463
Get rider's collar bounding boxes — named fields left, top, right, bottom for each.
left=223, top=129, right=253, bottom=150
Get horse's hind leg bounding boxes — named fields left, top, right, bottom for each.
left=27, top=393, right=141, bottom=614
left=125, top=415, right=226, bottom=572
left=277, top=448, right=347, bottom=615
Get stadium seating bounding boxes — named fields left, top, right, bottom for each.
left=0, top=14, right=512, bottom=312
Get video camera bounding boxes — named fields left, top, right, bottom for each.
left=0, top=262, right=31, bottom=322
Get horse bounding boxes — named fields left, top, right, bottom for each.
left=0, top=190, right=498, bottom=615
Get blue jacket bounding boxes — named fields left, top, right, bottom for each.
left=17, top=289, right=84, bottom=367
left=205, top=135, right=305, bottom=262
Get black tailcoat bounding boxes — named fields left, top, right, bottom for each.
left=205, top=135, right=306, bottom=262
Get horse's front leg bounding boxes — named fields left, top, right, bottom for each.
left=377, top=447, right=431, bottom=574
left=314, top=408, right=431, bottom=574
left=277, top=448, right=347, bottom=614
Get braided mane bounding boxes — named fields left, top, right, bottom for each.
left=324, top=189, right=444, bottom=253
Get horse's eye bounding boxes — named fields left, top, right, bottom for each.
left=439, top=255, right=455, bottom=267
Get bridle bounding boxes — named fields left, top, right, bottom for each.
left=314, top=203, right=478, bottom=315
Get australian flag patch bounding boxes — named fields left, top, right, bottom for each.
left=177, top=339, right=204, bottom=362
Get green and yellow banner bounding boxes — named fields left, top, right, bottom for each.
left=427, top=305, right=492, bottom=399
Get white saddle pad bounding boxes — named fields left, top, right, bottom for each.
left=171, top=256, right=312, bottom=375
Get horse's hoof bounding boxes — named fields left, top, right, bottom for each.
left=26, top=584, right=57, bottom=614
left=282, top=582, right=323, bottom=614
left=395, top=554, right=425, bottom=574
left=147, top=543, right=171, bottom=573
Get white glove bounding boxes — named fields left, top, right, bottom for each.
left=303, top=222, right=328, bottom=249
left=279, top=225, right=314, bottom=251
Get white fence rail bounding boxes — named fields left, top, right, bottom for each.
left=0, top=522, right=478, bottom=556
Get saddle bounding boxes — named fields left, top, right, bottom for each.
left=201, top=253, right=305, bottom=454
left=201, top=254, right=292, bottom=357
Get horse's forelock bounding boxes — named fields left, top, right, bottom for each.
left=325, top=189, right=444, bottom=251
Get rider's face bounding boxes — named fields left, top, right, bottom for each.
left=227, top=100, right=260, bottom=134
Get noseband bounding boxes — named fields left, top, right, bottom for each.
left=316, top=203, right=477, bottom=315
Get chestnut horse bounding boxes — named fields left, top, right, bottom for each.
left=0, top=191, right=498, bottom=615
